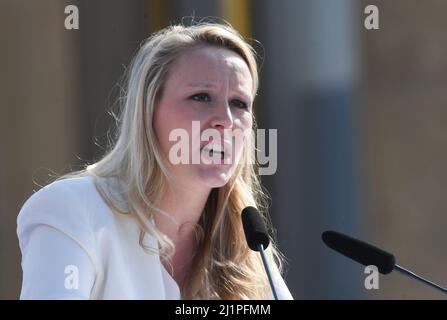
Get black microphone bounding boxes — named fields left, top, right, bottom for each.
left=322, top=230, right=447, bottom=294
left=241, top=206, right=278, bottom=299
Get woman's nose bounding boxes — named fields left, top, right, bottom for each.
left=209, top=100, right=234, bottom=130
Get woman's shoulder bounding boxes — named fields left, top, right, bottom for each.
left=17, top=176, right=98, bottom=254
left=34, top=175, right=96, bottom=198
left=18, top=176, right=97, bottom=219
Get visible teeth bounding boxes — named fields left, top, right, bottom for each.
left=203, top=144, right=223, bottom=152
left=207, top=149, right=224, bottom=156
left=211, top=144, right=223, bottom=152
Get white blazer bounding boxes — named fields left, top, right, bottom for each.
left=17, top=176, right=293, bottom=300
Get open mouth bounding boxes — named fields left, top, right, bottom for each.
left=200, top=141, right=232, bottom=163
left=202, top=146, right=225, bottom=160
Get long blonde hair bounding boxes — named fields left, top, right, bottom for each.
left=56, top=21, right=284, bottom=299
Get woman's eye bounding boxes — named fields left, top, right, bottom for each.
left=189, top=94, right=249, bottom=110
left=190, top=93, right=211, bottom=102
left=230, top=99, right=249, bottom=109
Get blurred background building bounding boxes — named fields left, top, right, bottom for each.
left=1, top=0, right=447, bottom=299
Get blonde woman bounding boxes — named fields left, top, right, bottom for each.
left=17, top=22, right=293, bottom=300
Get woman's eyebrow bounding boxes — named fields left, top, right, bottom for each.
left=186, top=82, right=253, bottom=101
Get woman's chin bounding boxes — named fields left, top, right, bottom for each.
left=195, top=165, right=233, bottom=188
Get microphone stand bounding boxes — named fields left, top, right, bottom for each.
left=394, top=264, right=447, bottom=294
left=258, top=244, right=278, bottom=300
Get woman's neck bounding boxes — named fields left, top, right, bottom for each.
left=154, top=181, right=211, bottom=243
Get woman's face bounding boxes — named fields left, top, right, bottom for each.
left=153, top=45, right=254, bottom=190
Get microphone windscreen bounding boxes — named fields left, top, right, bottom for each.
left=322, top=230, right=396, bottom=274
left=241, top=206, right=270, bottom=251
